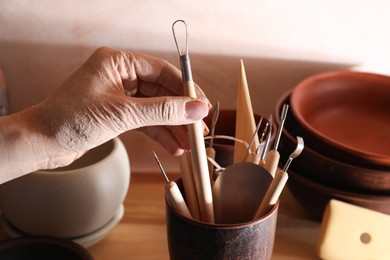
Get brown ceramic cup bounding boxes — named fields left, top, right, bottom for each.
left=165, top=179, right=278, bottom=260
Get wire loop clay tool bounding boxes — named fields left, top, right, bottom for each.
left=172, top=20, right=214, bottom=223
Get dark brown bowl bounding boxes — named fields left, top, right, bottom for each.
left=290, top=71, right=390, bottom=167
left=275, top=89, right=390, bottom=194
left=287, top=169, right=390, bottom=220
left=0, top=236, right=94, bottom=260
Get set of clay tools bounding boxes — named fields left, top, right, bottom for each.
left=152, top=20, right=304, bottom=224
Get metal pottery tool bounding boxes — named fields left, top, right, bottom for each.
left=153, top=151, right=192, bottom=219
left=264, top=104, right=289, bottom=177
left=253, top=136, right=304, bottom=220
left=204, top=134, right=250, bottom=183
left=259, top=115, right=273, bottom=167
left=172, top=20, right=214, bottom=223
left=243, top=117, right=263, bottom=163
left=206, top=156, right=225, bottom=184
left=206, top=102, right=220, bottom=186
left=251, top=120, right=270, bottom=164
left=233, top=60, right=259, bottom=164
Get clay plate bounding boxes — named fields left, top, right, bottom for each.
left=290, top=71, right=390, bottom=167
left=287, top=168, right=390, bottom=220
left=275, top=89, right=390, bottom=194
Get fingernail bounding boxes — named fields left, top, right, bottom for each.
left=185, top=101, right=209, bottom=120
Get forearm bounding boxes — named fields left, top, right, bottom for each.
left=0, top=107, right=49, bottom=183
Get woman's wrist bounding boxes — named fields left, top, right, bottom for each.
left=0, top=106, right=54, bottom=183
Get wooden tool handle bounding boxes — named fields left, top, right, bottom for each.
left=245, top=153, right=260, bottom=164
left=184, top=81, right=214, bottom=223
left=264, top=150, right=280, bottom=177
left=166, top=181, right=193, bottom=219
left=178, top=152, right=201, bottom=221
left=259, top=159, right=266, bottom=167
left=253, top=169, right=288, bottom=220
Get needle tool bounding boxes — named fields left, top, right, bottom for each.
left=206, top=101, right=220, bottom=186
left=243, top=117, right=263, bottom=163
left=172, top=20, right=214, bottom=223
left=264, top=104, right=289, bottom=177
left=153, top=151, right=192, bottom=219
left=259, top=115, right=273, bottom=167
left=253, top=136, right=304, bottom=220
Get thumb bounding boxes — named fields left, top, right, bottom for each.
left=127, top=96, right=209, bottom=128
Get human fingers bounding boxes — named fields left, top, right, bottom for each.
left=121, top=95, right=209, bottom=129
left=138, top=125, right=185, bottom=156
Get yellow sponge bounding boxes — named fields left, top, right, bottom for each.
left=317, top=199, right=390, bottom=260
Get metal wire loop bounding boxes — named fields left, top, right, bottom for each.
left=172, top=19, right=189, bottom=56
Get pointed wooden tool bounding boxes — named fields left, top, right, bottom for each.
left=234, top=59, right=259, bottom=163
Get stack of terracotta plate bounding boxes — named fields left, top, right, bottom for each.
left=274, top=71, right=390, bottom=219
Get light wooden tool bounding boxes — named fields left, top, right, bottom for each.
left=317, top=200, right=390, bottom=260
left=153, top=151, right=192, bottom=219
left=172, top=20, right=214, bottom=223
left=233, top=60, right=259, bottom=164
left=254, top=136, right=304, bottom=220
left=264, top=104, right=289, bottom=177
left=178, top=151, right=201, bottom=220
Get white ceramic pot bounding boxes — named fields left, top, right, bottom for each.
left=0, top=137, right=130, bottom=238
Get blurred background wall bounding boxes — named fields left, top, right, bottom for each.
left=1, top=0, right=389, bottom=172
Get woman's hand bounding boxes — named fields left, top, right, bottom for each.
left=0, top=47, right=210, bottom=180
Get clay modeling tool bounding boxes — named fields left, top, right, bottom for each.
left=252, top=120, right=269, bottom=163
left=254, top=136, right=304, bottom=220
left=212, top=162, right=273, bottom=224
left=206, top=101, right=220, bottom=186
left=178, top=151, right=201, bottom=220
left=153, top=151, right=192, bottom=219
left=259, top=115, right=273, bottom=167
left=264, top=104, right=289, bottom=177
left=172, top=20, right=214, bottom=223
left=243, top=117, right=263, bottom=163
left=233, top=59, right=259, bottom=164
left=317, top=200, right=390, bottom=259
left=206, top=156, right=225, bottom=184
left=207, top=101, right=219, bottom=149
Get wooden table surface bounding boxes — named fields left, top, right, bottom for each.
left=0, top=172, right=322, bottom=259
